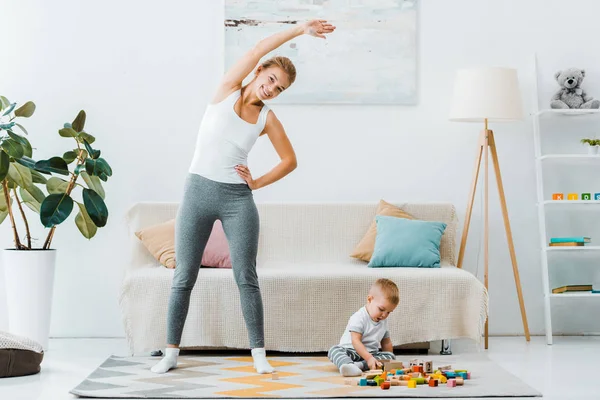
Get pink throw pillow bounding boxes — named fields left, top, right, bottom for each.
left=201, top=220, right=232, bottom=269
left=135, top=219, right=232, bottom=269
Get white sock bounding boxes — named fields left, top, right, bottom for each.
left=340, top=363, right=362, bottom=377
left=150, top=348, right=179, bottom=374
left=251, top=348, right=274, bottom=374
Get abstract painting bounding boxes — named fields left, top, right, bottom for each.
left=224, top=0, right=418, bottom=105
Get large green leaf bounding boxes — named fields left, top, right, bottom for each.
left=15, top=156, right=36, bottom=169
left=59, top=127, right=78, bottom=138
left=40, top=193, right=74, bottom=227
left=75, top=202, right=97, bottom=239
left=63, top=151, right=78, bottom=164
left=72, top=110, right=86, bottom=132
left=20, top=185, right=45, bottom=214
left=2, top=103, right=15, bottom=117
left=0, top=151, right=9, bottom=181
left=35, top=157, right=69, bottom=176
left=14, top=101, right=35, bottom=118
left=14, top=123, right=28, bottom=136
left=85, top=157, right=112, bottom=181
left=82, top=188, right=108, bottom=227
left=31, top=169, right=48, bottom=184
left=78, top=131, right=95, bottom=144
left=46, top=177, right=69, bottom=194
left=7, top=131, right=32, bottom=157
left=8, top=162, right=32, bottom=188
left=0, top=96, right=9, bottom=111
left=1, top=139, right=24, bottom=159
left=6, top=176, right=17, bottom=189
left=0, top=186, right=11, bottom=224
left=83, top=139, right=100, bottom=159
left=0, top=186, right=9, bottom=212
left=80, top=171, right=105, bottom=199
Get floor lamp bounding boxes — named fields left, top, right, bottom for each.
left=449, top=67, right=531, bottom=349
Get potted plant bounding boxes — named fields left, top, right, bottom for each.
left=0, top=95, right=112, bottom=349
left=580, top=138, right=600, bottom=155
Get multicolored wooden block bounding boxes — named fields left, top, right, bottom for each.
left=374, top=376, right=384, bottom=386
left=381, top=382, right=391, bottom=390
left=399, top=380, right=409, bottom=386
left=429, top=379, right=438, bottom=387
left=568, top=193, right=578, bottom=200
left=408, top=380, right=417, bottom=388
left=582, top=193, right=592, bottom=200
left=595, top=193, right=600, bottom=200
left=447, top=379, right=457, bottom=387
left=552, top=193, right=564, bottom=200
left=455, top=377, right=465, bottom=386
left=467, top=372, right=471, bottom=379
left=458, top=372, right=468, bottom=379
left=424, top=361, right=433, bottom=373
left=390, top=380, right=400, bottom=386
left=367, top=380, right=377, bottom=386
left=359, top=378, right=367, bottom=386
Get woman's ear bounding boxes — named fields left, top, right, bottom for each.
left=255, top=65, right=263, bottom=76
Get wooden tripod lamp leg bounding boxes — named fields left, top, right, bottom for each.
left=457, top=131, right=486, bottom=269
left=488, top=131, right=531, bottom=342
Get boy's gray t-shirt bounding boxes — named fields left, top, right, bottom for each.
left=339, top=306, right=390, bottom=353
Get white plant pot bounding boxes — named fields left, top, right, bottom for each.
left=588, top=146, right=599, bottom=155
left=3, top=249, right=57, bottom=350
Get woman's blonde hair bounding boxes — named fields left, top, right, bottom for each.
left=260, top=56, right=297, bottom=86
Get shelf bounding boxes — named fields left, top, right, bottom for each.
left=536, top=109, right=600, bottom=117
left=539, top=154, right=600, bottom=161
left=546, top=246, right=600, bottom=251
left=543, top=200, right=600, bottom=205
left=550, top=292, right=600, bottom=298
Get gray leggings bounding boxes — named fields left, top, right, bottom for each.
left=328, top=345, right=395, bottom=370
left=166, top=173, right=263, bottom=348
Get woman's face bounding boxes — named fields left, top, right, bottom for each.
left=255, top=66, right=291, bottom=101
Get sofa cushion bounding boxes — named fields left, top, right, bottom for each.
left=350, top=199, right=414, bottom=262
left=368, top=216, right=447, bottom=268
left=135, top=219, right=231, bottom=269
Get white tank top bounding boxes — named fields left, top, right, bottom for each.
left=188, top=89, right=270, bottom=184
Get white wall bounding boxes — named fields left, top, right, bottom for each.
left=1, top=0, right=599, bottom=339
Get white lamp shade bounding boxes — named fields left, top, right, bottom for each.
left=449, top=67, right=523, bottom=122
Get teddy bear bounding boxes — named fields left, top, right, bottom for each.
left=551, top=68, right=600, bottom=109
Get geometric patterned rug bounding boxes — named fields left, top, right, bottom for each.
left=70, top=354, right=542, bottom=398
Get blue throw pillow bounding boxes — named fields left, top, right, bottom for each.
left=368, top=215, right=447, bottom=268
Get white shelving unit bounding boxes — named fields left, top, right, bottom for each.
left=532, top=57, right=600, bottom=345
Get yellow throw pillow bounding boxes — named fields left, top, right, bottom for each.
left=135, top=219, right=177, bottom=268
left=350, top=199, right=414, bottom=262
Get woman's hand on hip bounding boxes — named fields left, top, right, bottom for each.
left=235, top=165, right=258, bottom=190
left=303, top=19, right=336, bottom=39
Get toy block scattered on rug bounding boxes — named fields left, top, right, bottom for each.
left=381, top=360, right=405, bottom=371
left=429, top=379, right=438, bottom=387
left=447, top=379, right=457, bottom=387
left=408, top=380, right=417, bottom=388
left=381, top=381, right=391, bottom=390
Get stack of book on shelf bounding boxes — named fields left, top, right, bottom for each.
left=552, top=285, right=593, bottom=294
left=548, top=236, right=591, bottom=247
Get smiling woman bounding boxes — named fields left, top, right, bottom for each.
left=150, top=19, right=335, bottom=375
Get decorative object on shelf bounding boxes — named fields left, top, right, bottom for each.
left=550, top=236, right=590, bottom=244
left=450, top=66, right=530, bottom=349
left=567, top=193, right=578, bottom=200
left=552, top=285, right=592, bottom=294
left=582, top=193, right=592, bottom=200
left=550, top=68, right=600, bottom=109
left=595, top=193, right=600, bottom=200
left=552, top=193, right=564, bottom=200
left=580, top=138, right=600, bottom=155
left=548, top=241, right=584, bottom=247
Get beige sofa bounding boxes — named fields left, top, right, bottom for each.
left=120, top=202, right=488, bottom=355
